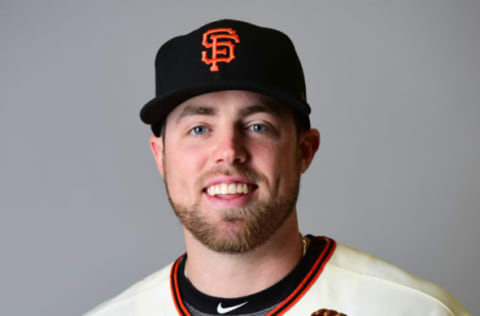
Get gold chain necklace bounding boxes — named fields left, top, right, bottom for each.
left=300, top=234, right=308, bottom=256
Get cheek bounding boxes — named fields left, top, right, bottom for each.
left=252, top=141, right=299, bottom=182
left=256, top=139, right=297, bottom=162
left=164, top=146, right=207, bottom=189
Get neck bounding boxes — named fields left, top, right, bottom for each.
left=183, top=211, right=302, bottom=298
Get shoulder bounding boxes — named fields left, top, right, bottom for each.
left=320, top=241, right=470, bottom=315
left=84, top=262, right=176, bottom=316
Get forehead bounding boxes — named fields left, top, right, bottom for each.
left=166, top=90, right=294, bottom=123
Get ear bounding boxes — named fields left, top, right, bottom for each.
left=149, top=135, right=165, bottom=178
left=298, top=128, right=320, bottom=173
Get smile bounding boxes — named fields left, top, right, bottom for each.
left=205, top=182, right=256, bottom=196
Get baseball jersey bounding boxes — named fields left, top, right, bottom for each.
left=84, top=236, right=471, bottom=315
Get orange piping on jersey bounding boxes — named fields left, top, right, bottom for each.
left=283, top=239, right=337, bottom=313
left=169, top=237, right=336, bottom=315
left=170, top=255, right=191, bottom=316
left=267, top=237, right=337, bottom=315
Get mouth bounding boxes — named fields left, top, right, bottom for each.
left=203, top=182, right=258, bottom=197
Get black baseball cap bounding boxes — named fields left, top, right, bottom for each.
left=140, top=19, right=311, bottom=135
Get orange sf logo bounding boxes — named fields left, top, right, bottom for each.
left=201, top=28, right=240, bottom=72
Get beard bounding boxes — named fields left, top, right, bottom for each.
left=164, top=164, right=301, bottom=254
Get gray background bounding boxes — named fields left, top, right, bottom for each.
left=1, top=1, right=479, bottom=315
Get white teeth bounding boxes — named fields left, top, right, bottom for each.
left=236, top=183, right=243, bottom=193
left=206, top=182, right=253, bottom=196
left=220, top=183, right=228, bottom=194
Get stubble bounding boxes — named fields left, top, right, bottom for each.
left=164, top=164, right=301, bottom=253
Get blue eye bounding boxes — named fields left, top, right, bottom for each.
left=191, top=125, right=208, bottom=135
left=250, top=124, right=268, bottom=133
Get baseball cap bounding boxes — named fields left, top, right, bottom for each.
left=140, top=19, right=311, bottom=135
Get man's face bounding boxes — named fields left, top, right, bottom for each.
left=150, top=90, right=318, bottom=253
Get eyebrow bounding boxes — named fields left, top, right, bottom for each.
left=175, top=101, right=284, bottom=123
left=176, top=105, right=217, bottom=123
left=239, top=103, right=282, bottom=117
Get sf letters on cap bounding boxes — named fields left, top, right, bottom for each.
left=201, top=28, right=240, bottom=72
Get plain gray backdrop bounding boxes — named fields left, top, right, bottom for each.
left=1, top=1, right=479, bottom=315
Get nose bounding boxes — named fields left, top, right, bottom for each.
left=213, top=126, right=248, bottom=165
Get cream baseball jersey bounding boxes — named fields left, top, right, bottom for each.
left=85, top=236, right=471, bottom=316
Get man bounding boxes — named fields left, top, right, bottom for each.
left=86, top=19, right=470, bottom=315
